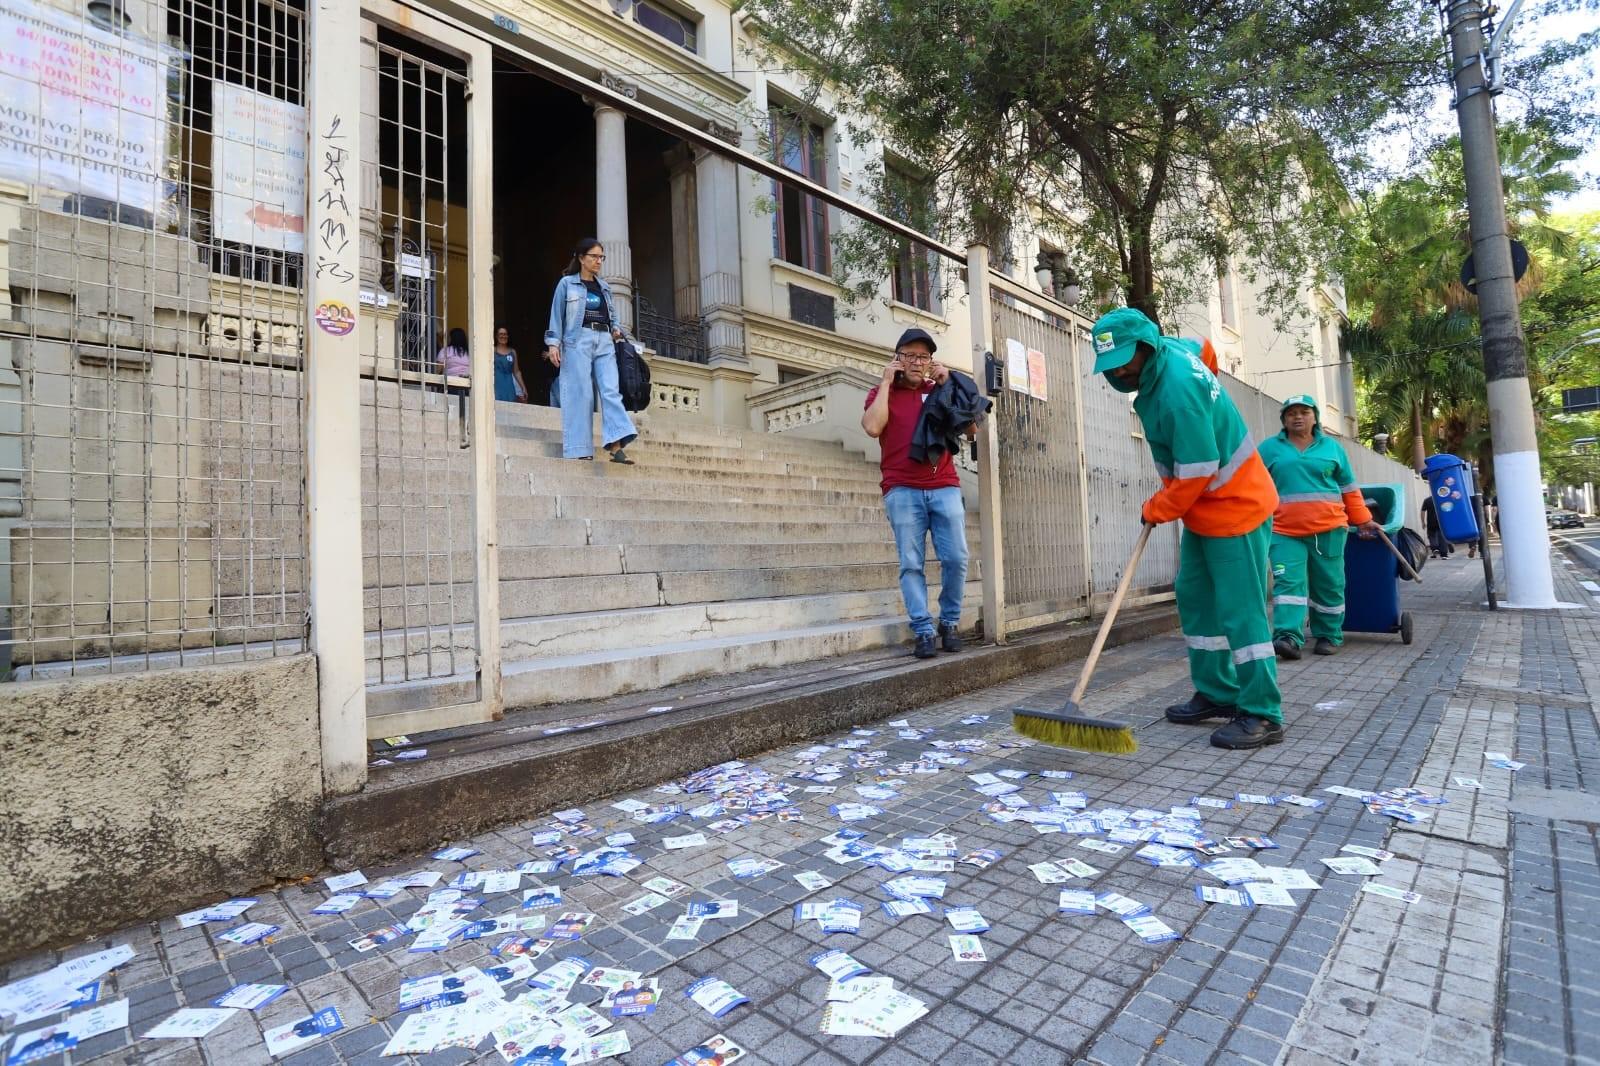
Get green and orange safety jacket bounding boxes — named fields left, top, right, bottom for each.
left=1256, top=406, right=1374, bottom=537
left=1128, top=338, right=1278, bottom=537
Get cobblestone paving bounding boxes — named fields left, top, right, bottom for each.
left=3, top=552, right=1596, bottom=1066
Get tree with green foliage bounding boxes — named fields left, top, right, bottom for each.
left=743, top=0, right=1445, bottom=320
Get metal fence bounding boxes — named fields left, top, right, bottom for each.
left=0, top=0, right=311, bottom=679
left=985, top=272, right=1424, bottom=637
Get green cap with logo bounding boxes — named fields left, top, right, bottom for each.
left=1089, top=307, right=1161, bottom=374
left=1280, top=394, right=1318, bottom=415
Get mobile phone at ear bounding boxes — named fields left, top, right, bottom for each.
left=893, top=370, right=906, bottom=386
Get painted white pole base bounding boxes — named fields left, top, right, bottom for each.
left=1493, top=448, right=1560, bottom=609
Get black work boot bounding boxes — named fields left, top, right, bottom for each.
left=1314, top=637, right=1338, bottom=656
left=913, top=633, right=937, bottom=659
left=938, top=622, right=963, bottom=653
left=1210, top=714, right=1285, bottom=749
left=1274, top=636, right=1302, bottom=661
left=1165, top=692, right=1237, bottom=725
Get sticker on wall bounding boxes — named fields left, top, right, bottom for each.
left=314, top=302, right=355, bottom=336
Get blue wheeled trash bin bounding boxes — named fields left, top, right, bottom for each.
left=1344, top=483, right=1414, bottom=645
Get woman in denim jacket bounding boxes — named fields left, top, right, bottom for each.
left=543, top=237, right=639, bottom=463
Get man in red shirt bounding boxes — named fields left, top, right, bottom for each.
left=862, top=328, right=971, bottom=659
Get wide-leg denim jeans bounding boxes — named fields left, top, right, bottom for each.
left=558, top=328, right=637, bottom=459
left=883, top=485, right=968, bottom=637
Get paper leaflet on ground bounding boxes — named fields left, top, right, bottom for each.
left=820, top=981, right=928, bottom=1036
left=0, top=946, right=134, bottom=1025
left=264, top=1006, right=344, bottom=1058
left=140, top=1007, right=235, bottom=1039
left=663, top=1034, right=748, bottom=1065
left=4, top=1000, right=127, bottom=1064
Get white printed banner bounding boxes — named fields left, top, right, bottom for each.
left=0, top=0, right=166, bottom=209
left=212, top=82, right=306, bottom=252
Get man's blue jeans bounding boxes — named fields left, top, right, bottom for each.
left=883, top=485, right=968, bottom=637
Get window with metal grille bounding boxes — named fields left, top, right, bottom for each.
left=634, top=0, right=697, bottom=53
left=771, top=107, right=830, bottom=275
left=170, top=0, right=306, bottom=287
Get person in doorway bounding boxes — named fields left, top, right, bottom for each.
left=494, top=325, right=528, bottom=403
left=543, top=238, right=638, bottom=463
left=1091, top=307, right=1284, bottom=750
left=1257, top=395, right=1382, bottom=659
left=861, top=327, right=973, bottom=660
left=438, top=326, right=471, bottom=448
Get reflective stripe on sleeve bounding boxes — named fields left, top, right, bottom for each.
left=1339, top=483, right=1360, bottom=495
left=1233, top=642, right=1277, bottom=664
left=1207, top=434, right=1258, bottom=491
left=1155, top=461, right=1173, bottom=479
left=1278, top=491, right=1342, bottom=504
left=1175, top=460, right=1220, bottom=478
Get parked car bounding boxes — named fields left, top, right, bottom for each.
left=1547, top=510, right=1586, bottom=529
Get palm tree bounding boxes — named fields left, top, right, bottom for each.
left=1347, top=310, right=1480, bottom=471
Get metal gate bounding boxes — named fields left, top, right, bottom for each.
left=0, top=0, right=311, bottom=679
left=991, top=290, right=1093, bottom=630
left=357, top=1, right=498, bottom=734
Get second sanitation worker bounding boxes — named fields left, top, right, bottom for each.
left=1091, top=307, right=1285, bottom=749
left=1257, top=395, right=1381, bottom=658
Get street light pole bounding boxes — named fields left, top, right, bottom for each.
left=1444, top=0, right=1558, bottom=607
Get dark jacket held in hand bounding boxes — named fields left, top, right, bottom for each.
left=910, top=370, right=990, bottom=466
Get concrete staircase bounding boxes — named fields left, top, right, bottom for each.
left=364, top=399, right=981, bottom=718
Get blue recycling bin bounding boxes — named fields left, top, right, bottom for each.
left=1344, top=483, right=1414, bottom=644
left=1423, top=454, right=1480, bottom=543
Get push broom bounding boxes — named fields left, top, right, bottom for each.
left=1011, top=523, right=1152, bottom=754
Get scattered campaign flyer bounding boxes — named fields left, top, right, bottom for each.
left=1060, top=859, right=1101, bottom=878
left=264, top=1006, right=344, bottom=1058
left=477, top=871, right=522, bottom=894
left=1202, top=858, right=1268, bottom=885
left=324, top=871, right=368, bottom=893
left=569, top=1029, right=632, bottom=1064
left=1195, top=885, right=1249, bottom=906
left=666, top=915, right=704, bottom=940
left=1242, top=883, right=1297, bottom=907
left=602, top=978, right=660, bottom=1018
left=811, top=948, right=870, bottom=983
left=433, top=846, right=479, bottom=862
left=4, top=1000, right=128, bottom=1063
left=882, top=899, right=934, bottom=919
left=552, top=809, right=587, bottom=823
left=1279, top=794, right=1326, bottom=809
left=794, top=871, right=833, bottom=891
left=1078, top=839, right=1124, bottom=855
left=483, top=957, right=538, bottom=986
left=1029, top=862, right=1071, bottom=884
left=1123, top=915, right=1181, bottom=943
left=1341, top=845, right=1395, bottom=862
left=944, top=907, right=990, bottom=933
left=663, top=833, right=708, bottom=850
left=883, top=876, right=945, bottom=900
left=1225, top=836, right=1279, bottom=850
left=216, top=923, right=277, bottom=946
left=1058, top=889, right=1097, bottom=915
left=819, top=899, right=863, bottom=934
left=529, top=958, right=590, bottom=994
left=381, top=1003, right=492, bottom=1057
left=492, top=936, right=555, bottom=959
left=1263, top=868, right=1322, bottom=890
left=605, top=832, right=636, bottom=847
left=141, top=1007, right=235, bottom=1039
left=1322, top=856, right=1383, bottom=876
left=1454, top=776, right=1484, bottom=789
left=312, top=894, right=362, bottom=915
left=1235, top=793, right=1277, bottom=805
left=1362, top=882, right=1422, bottom=904
left=211, top=984, right=287, bottom=1011
left=641, top=877, right=689, bottom=898
left=727, top=857, right=784, bottom=879
left=581, top=966, right=642, bottom=992
left=1094, top=893, right=1150, bottom=919
left=686, top=977, right=749, bottom=1018
left=348, top=924, right=406, bottom=952
left=522, top=887, right=563, bottom=910
left=547, top=912, right=596, bottom=940
left=949, top=934, right=988, bottom=962
left=687, top=899, right=739, bottom=920
left=622, top=892, right=671, bottom=916
left=663, top=1033, right=748, bottom=1065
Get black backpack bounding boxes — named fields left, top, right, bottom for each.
left=615, top=337, right=652, bottom=412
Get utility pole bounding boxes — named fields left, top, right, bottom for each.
left=1443, top=0, right=1559, bottom=607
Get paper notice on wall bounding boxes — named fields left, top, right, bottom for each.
left=212, top=83, right=307, bottom=253
left=1004, top=337, right=1029, bottom=393
left=0, top=0, right=168, bottom=210
left=1026, top=347, right=1048, bottom=401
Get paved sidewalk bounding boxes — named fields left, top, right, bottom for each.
left=2, top=549, right=1596, bottom=1066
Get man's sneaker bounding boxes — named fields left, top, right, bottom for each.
left=1314, top=637, right=1338, bottom=656
left=1210, top=714, right=1285, bottom=749
left=938, top=622, right=963, bottom=653
left=913, top=633, right=937, bottom=659
left=1165, top=692, right=1237, bottom=725
left=1274, top=636, right=1302, bottom=661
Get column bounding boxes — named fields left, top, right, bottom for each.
left=358, top=22, right=384, bottom=292
left=694, top=141, right=746, bottom=367
left=664, top=144, right=700, bottom=321
left=593, top=102, right=634, bottom=332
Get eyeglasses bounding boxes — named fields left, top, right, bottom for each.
left=895, top=351, right=932, bottom=363
left=583, top=252, right=606, bottom=261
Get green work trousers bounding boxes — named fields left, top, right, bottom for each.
left=1176, top=519, right=1282, bottom=724
left=1269, top=528, right=1348, bottom=648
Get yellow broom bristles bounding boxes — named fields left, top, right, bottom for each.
left=1012, top=712, right=1139, bottom=754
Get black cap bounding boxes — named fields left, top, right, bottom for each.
left=895, top=327, right=938, bottom=354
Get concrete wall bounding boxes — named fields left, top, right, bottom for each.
left=0, top=654, right=323, bottom=963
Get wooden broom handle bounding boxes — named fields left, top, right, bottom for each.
left=1069, top=523, right=1154, bottom=706
left=1372, top=527, right=1422, bottom=583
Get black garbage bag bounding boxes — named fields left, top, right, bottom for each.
left=1395, top=527, right=1429, bottom=575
